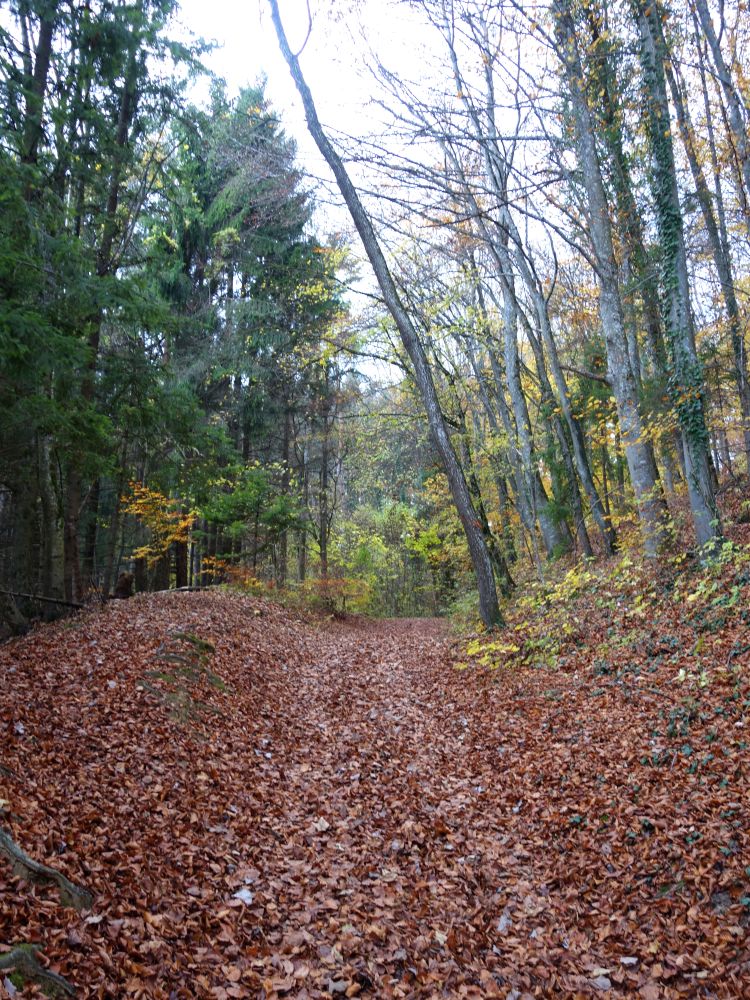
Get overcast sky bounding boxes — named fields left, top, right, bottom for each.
left=175, top=1, right=425, bottom=196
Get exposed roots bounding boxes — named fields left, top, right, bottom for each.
left=0, top=827, right=93, bottom=911
left=0, top=944, right=75, bottom=997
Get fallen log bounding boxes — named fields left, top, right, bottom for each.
left=0, top=588, right=83, bottom=610
left=151, top=585, right=219, bottom=594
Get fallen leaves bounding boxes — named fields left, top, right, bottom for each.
left=0, top=586, right=748, bottom=997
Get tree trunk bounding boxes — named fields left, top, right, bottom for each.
left=63, top=469, right=83, bottom=602
left=270, top=0, right=502, bottom=626
left=486, top=345, right=544, bottom=578
left=693, top=0, right=750, bottom=237
left=151, top=551, right=170, bottom=592
left=526, top=281, right=614, bottom=554
left=500, top=277, right=569, bottom=559
left=134, top=556, right=147, bottom=594
left=319, top=407, right=330, bottom=581
left=20, top=5, right=55, bottom=166
left=554, top=0, right=670, bottom=558
left=0, top=590, right=28, bottom=639
left=636, top=1, right=722, bottom=552
left=278, top=407, right=291, bottom=587
left=81, top=478, right=100, bottom=592
left=36, top=434, right=57, bottom=597
left=175, top=539, right=188, bottom=589
left=666, top=44, right=750, bottom=474
left=457, top=403, right=514, bottom=595
left=461, top=336, right=518, bottom=563
left=523, top=316, right=593, bottom=558
left=62, top=49, right=140, bottom=602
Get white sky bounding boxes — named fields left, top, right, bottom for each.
left=175, top=0, right=431, bottom=383
left=175, top=0, right=427, bottom=222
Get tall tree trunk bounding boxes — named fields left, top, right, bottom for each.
left=101, top=500, right=122, bottom=599
left=270, top=0, right=502, bottom=626
left=62, top=49, right=140, bottom=601
left=486, top=344, right=544, bottom=578
left=553, top=0, right=670, bottom=558
left=523, top=276, right=614, bottom=554
left=151, top=550, right=170, bottom=592
left=582, top=0, right=655, bottom=389
left=81, top=478, right=100, bottom=592
left=20, top=2, right=56, bottom=166
left=498, top=275, right=569, bottom=559
left=636, top=1, right=722, bottom=552
left=63, top=473, right=83, bottom=602
left=693, top=0, right=750, bottom=236
left=134, top=556, right=147, bottom=594
left=666, top=46, right=750, bottom=474
left=456, top=398, right=514, bottom=595
left=319, top=407, right=330, bottom=581
left=175, top=540, right=188, bottom=589
left=435, top=54, right=571, bottom=562
left=298, top=442, right=309, bottom=583
left=36, top=434, right=57, bottom=596
left=278, top=407, right=291, bottom=587
left=522, top=313, right=593, bottom=557
left=440, top=4, right=608, bottom=555
left=461, top=336, right=518, bottom=564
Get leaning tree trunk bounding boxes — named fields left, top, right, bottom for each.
left=269, top=0, right=502, bottom=626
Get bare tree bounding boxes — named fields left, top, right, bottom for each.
left=551, top=0, right=670, bottom=558
left=269, top=0, right=503, bottom=626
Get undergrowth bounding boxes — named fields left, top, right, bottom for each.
left=455, top=483, right=750, bottom=690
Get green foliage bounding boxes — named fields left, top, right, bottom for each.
left=330, top=501, right=435, bottom=616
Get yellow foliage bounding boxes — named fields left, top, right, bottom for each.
left=122, top=483, right=195, bottom=566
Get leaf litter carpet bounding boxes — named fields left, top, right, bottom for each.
left=0, top=592, right=748, bottom=998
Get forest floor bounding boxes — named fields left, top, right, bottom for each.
left=1, top=526, right=750, bottom=997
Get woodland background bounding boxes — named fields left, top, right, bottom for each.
left=2, top=0, right=750, bottom=630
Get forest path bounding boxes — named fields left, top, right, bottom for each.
left=226, top=613, right=749, bottom=999
left=250, top=618, right=521, bottom=984
left=1, top=594, right=747, bottom=998
left=240, top=616, right=557, bottom=998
